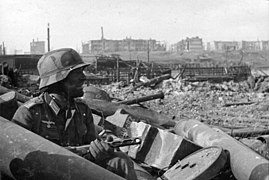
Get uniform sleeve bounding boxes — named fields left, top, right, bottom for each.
left=12, top=105, right=33, bottom=130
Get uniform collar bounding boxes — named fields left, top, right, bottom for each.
left=50, top=93, right=69, bottom=109
left=44, top=92, right=75, bottom=115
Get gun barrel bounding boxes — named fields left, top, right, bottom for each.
left=109, top=137, right=142, bottom=148
left=117, top=92, right=164, bottom=105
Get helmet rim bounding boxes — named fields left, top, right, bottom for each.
left=37, top=48, right=90, bottom=89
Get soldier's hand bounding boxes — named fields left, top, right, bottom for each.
left=88, top=139, right=114, bottom=162
left=99, top=129, right=117, bottom=142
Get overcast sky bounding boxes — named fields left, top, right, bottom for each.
left=0, top=0, right=269, bottom=53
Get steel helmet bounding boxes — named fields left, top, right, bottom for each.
left=37, top=48, right=89, bottom=89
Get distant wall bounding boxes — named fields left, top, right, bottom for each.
left=0, top=55, right=42, bottom=75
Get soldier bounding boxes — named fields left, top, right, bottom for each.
left=12, top=48, right=137, bottom=180
left=2, top=61, right=16, bottom=86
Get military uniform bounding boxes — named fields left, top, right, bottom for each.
left=12, top=92, right=137, bottom=180
left=13, top=92, right=97, bottom=146
left=12, top=48, right=137, bottom=179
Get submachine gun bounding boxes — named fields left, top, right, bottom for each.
left=65, top=137, right=142, bottom=156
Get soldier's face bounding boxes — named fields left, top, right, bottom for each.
left=63, top=67, right=86, bottom=98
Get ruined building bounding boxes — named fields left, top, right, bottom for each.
left=213, top=41, right=240, bottom=51
left=241, top=40, right=261, bottom=51
left=82, top=28, right=166, bottom=54
left=262, top=40, right=269, bottom=50
left=171, top=36, right=204, bottom=52
left=82, top=38, right=166, bottom=54
left=212, top=40, right=269, bottom=52
left=30, top=39, right=45, bottom=54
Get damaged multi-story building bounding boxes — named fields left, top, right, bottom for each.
left=262, top=40, right=269, bottom=50
left=241, top=40, right=261, bottom=51
left=172, top=38, right=269, bottom=52
left=82, top=38, right=166, bottom=54
left=30, top=39, right=45, bottom=54
left=211, top=40, right=269, bottom=51
left=81, top=26, right=166, bottom=54
left=171, top=36, right=204, bottom=52
left=213, top=41, right=240, bottom=51
left=82, top=27, right=166, bottom=55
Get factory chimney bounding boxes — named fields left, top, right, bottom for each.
left=101, top=26, right=105, bottom=53
left=47, top=23, right=50, bottom=52
left=101, top=26, right=104, bottom=40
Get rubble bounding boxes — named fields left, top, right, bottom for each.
left=1, top=68, right=269, bottom=179
left=101, top=78, right=269, bottom=130
left=0, top=75, right=11, bottom=87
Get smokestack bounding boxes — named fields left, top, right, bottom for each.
left=2, top=42, right=6, bottom=55
left=101, top=26, right=104, bottom=40
left=47, top=23, right=50, bottom=52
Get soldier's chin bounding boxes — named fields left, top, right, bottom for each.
left=76, top=89, right=84, bottom=97
left=71, top=88, right=84, bottom=98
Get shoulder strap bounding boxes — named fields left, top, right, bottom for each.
left=24, top=95, right=44, bottom=134
left=23, top=96, right=43, bottom=109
